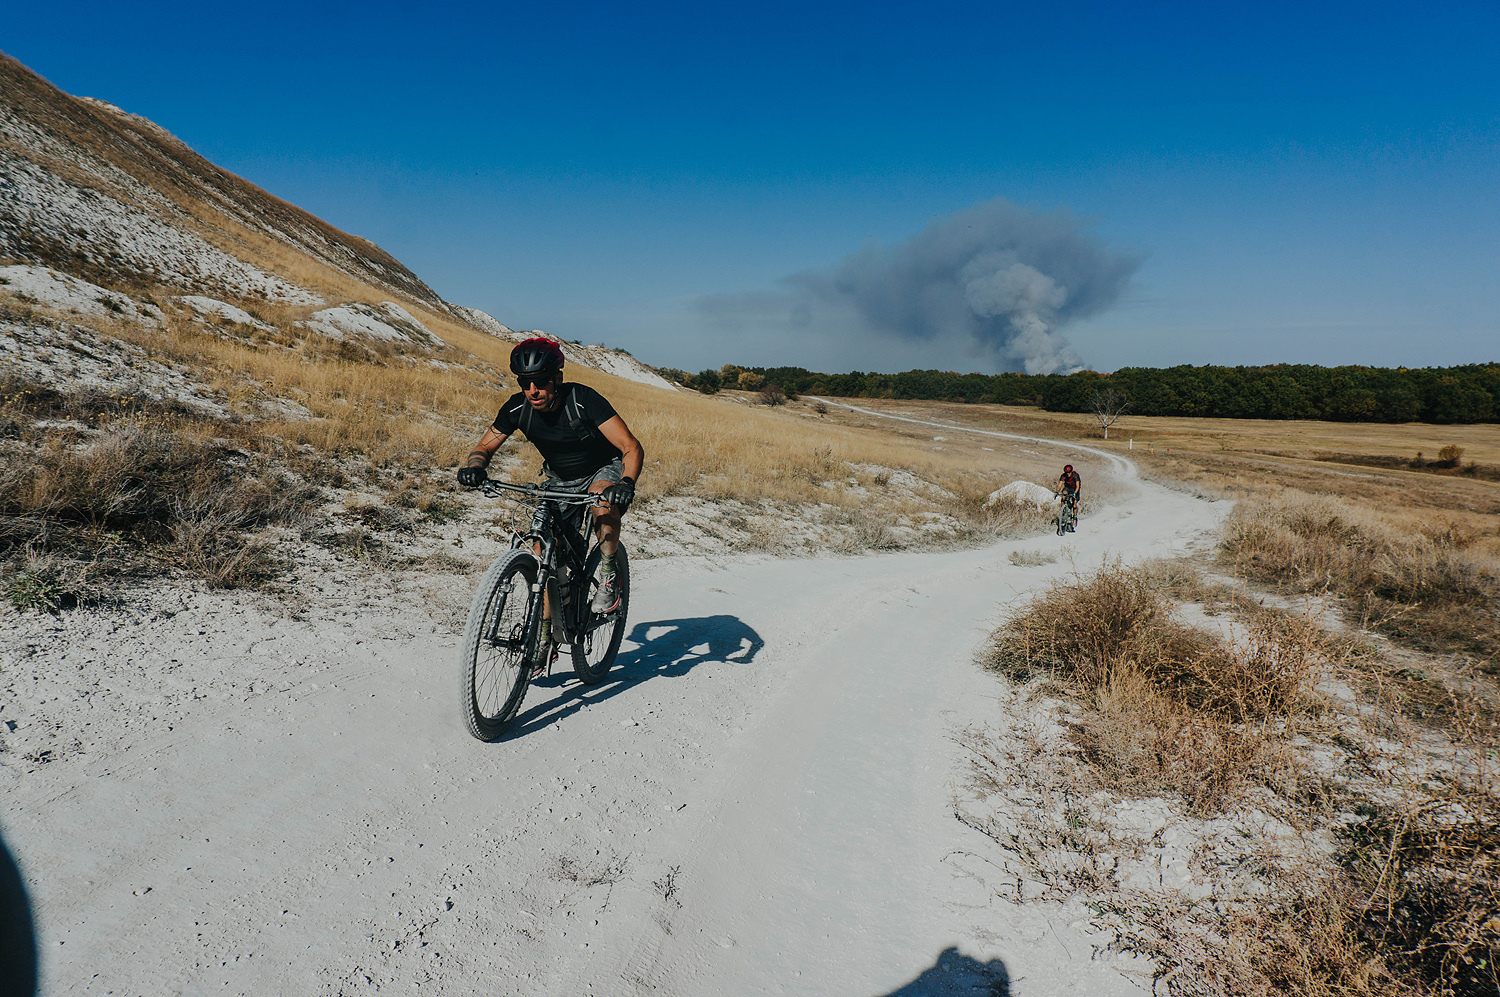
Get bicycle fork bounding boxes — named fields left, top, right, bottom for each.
left=523, top=566, right=550, bottom=666
left=519, top=502, right=558, bottom=670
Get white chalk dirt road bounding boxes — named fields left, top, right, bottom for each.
left=2, top=414, right=1225, bottom=995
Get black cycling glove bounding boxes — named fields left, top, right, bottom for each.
left=601, top=477, right=635, bottom=515
left=457, top=466, right=487, bottom=488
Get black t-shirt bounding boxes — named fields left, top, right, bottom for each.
left=493, top=382, right=622, bottom=480
left=1060, top=470, right=1081, bottom=492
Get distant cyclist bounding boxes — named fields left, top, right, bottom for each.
left=457, top=338, right=644, bottom=625
left=1056, top=464, right=1081, bottom=529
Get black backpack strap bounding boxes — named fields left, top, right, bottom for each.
left=561, top=384, right=600, bottom=444
left=512, top=399, right=534, bottom=439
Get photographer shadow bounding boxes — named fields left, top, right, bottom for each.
left=0, top=828, right=37, bottom=997
left=503, top=615, right=763, bottom=738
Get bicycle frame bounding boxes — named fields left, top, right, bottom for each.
left=1056, top=490, right=1078, bottom=535
left=480, top=480, right=610, bottom=648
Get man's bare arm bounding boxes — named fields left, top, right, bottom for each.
left=597, top=415, right=644, bottom=481
left=466, top=425, right=509, bottom=469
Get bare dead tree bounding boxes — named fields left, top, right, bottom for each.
left=1089, top=387, right=1130, bottom=439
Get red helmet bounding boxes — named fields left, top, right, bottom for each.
left=510, top=337, right=564, bottom=379
left=1064, top=465, right=1073, bottom=472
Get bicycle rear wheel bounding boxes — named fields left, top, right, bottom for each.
left=572, top=544, right=629, bottom=685
left=459, top=550, right=537, bottom=741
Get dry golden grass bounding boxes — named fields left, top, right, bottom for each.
left=977, top=557, right=1500, bottom=997
left=986, top=560, right=1326, bottom=814
left=850, top=398, right=1500, bottom=664
left=78, top=299, right=1047, bottom=529
left=1224, top=491, right=1500, bottom=658
left=823, top=396, right=1500, bottom=508
left=4, top=287, right=1058, bottom=607
left=1340, top=792, right=1500, bottom=997
left=874, top=399, right=1500, bottom=468
left=1131, top=772, right=1500, bottom=997
left=0, top=382, right=318, bottom=599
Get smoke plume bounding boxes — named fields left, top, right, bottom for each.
left=699, top=198, right=1141, bottom=374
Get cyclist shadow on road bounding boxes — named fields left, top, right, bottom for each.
left=614, top=616, right=764, bottom=676
left=502, top=615, right=764, bottom=740
left=877, top=947, right=1010, bottom=996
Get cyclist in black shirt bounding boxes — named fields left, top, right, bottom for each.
left=457, top=338, right=644, bottom=618
left=1056, top=464, right=1081, bottom=531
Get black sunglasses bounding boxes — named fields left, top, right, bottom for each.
left=517, top=375, right=555, bottom=390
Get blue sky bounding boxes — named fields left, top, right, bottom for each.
left=5, top=1, right=1498, bottom=373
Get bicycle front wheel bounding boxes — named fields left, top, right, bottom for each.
left=572, top=544, right=629, bottom=685
left=459, top=550, right=538, bottom=741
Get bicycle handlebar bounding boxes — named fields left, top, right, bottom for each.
left=478, top=478, right=610, bottom=505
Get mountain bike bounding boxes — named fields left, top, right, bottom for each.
left=1057, top=492, right=1078, bottom=536
left=459, top=478, right=630, bottom=741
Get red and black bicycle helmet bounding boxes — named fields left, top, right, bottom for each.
left=1064, top=464, right=1073, bottom=472
left=510, top=337, right=564, bottom=379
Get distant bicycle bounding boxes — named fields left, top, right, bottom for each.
left=1056, top=491, right=1078, bottom=536
left=458, top=478, right=630, bottom=741
left=1055, top=464, right=1081, bottom=536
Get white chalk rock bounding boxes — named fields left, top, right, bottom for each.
left=985, top=480, right=1061, bottom=510
left=178, top=295, right=276, bottom=332
left=0, top=264, right=163, bottom=326
left=298, top=301, right=444, bottom=349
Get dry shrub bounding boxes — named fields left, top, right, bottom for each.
left=1223, top=492, right=1500, bottom=654
left=988, top=562, right=1320, bottom=812
left=0, top=418, right=315, bottom=592
left=0, top=422, right=305, bottom=532
left=1133, top=794, right=1500, bottom=997
left=167, top=495, right=283, bottom=588
left=992, top=561, right=1194, bottom=691
left=1126, top=877, right=1410, bottom=997
left=1342, top=795, right=1500, bottom=997
left=3, top=544, right=110, bottom=612
left=980, top=556, right=1498, bottom=995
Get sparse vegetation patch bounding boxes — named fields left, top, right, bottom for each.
left=986, top=560, right=1321, bottom=812
left=1222, top=491, right=1500, bottom=658
left=970, top=557, right=1500, bottom=997
left=0, top=378, right=318, bottom=597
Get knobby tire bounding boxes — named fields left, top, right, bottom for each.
left=459, top=550, right=538, bottom=741
left=572, top=544, right=630, bottom=685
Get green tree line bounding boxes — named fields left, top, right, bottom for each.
left=655, top=363, right=1498, bottom=424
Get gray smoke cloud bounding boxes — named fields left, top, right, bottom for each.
left=698, top=198, right=1142, bottom=374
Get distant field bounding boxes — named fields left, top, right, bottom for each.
left=809, top=397, right=1500, bottom=512
left=813, top=398, right=1500, bottom=464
